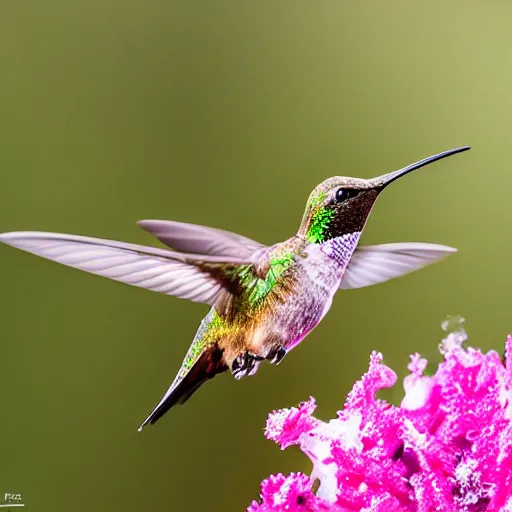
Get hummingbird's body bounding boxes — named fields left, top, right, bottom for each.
left=0, top=147, right=470, bottom=430
left=179, top=237, right=344, bottom=380
left=163, top=236, right=344, bottom=424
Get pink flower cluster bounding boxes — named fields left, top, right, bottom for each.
left=249, top=332, right=512, bottom=511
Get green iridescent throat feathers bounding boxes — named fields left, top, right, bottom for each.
left=307, top=207, right=334, bottom=244
left=304, top=190, right=334, bottom=244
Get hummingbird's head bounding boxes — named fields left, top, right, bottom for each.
left=299, top=147, right=470, bottom=244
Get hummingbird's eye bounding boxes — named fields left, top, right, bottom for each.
left=335, top=188, right=359, bottom=203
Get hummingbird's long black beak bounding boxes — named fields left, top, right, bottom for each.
left=372, top=146, right=471, bottom=189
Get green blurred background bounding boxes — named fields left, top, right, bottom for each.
left=0, top=1, right=510, bottom=510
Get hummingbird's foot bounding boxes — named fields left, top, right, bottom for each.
left=267, top=346, right=287, bottom=365
left=231, top=351, right=264, bottom=380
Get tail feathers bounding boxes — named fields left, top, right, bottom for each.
left=138, top=344, right=227, bottom=431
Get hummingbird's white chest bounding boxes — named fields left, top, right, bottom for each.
left=263, top=243, right=345, bottom=351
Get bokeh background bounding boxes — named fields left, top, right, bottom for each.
left=0, top=1, right=510, bottom=511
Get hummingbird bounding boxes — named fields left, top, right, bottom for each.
left=0, top=147, right=469, bottom=430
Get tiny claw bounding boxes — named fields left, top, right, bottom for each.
left=231, top=357, right=241, bottom=373
left=231, top=351, right=264, bottom=379
left=268, top=346, right=287, bottom=365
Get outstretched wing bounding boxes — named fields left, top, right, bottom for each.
left=340, top=242, right=456, bottom=290
left=137, top=219, right=264, bottom=258
left=0, top=231, right=257, bottom=309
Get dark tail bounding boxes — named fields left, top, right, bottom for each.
left=138, top=344, right=227, bottom=431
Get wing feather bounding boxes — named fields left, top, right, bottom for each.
left=0, top=231, right=254, bottom=307
left=340, top=242, right=456, bottom=290
left=137, top=219, right=264, bottom=258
